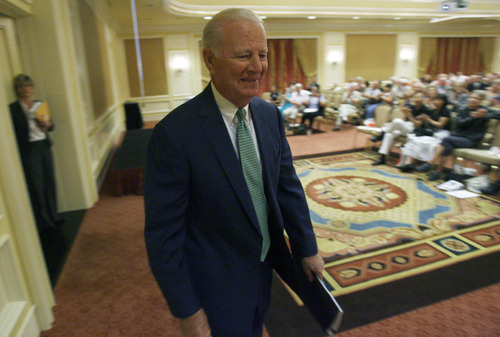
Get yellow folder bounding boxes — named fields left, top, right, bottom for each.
left=35, top=102, right=50, bottom=122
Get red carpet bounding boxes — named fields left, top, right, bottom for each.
left=40, top=195, right=183, bottom=336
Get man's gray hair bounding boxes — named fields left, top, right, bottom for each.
left=202, top=8, right=264, bottom=56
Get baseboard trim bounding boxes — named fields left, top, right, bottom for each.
left=15, top=306, right=41, bottom=337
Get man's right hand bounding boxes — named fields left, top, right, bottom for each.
left=180, top=309, right=211, bottom=337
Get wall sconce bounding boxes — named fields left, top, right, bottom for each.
left=327, top=50, right=343, bottom=65
left=399, top=46, right=414, bottom=62
left=170, top=53, right=189, bottom=75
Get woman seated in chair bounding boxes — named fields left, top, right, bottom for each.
left=335, top=82, right=363, bottom=130
left=364, top=83, right=395, bottom=120
left=372, top=92, right=430, bottom=166
left=398, top=94, right=451, bottom=172
left=425, top=92, right=491, bottom=181
left=301, top=86, right=326, bottom=129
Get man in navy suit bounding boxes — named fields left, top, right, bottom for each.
left=144, top=8, right=323, bottom=337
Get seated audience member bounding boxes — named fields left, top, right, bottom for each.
left=421, top=74, right=433, bottom=85
left=450, top=81, right=469, bottom=111
left=364, top=83, right=394, bottom=120
left=301, top=86, right=325, bottom=129
left=486, top=79, right=500, bottom=108
left=482, top=73, right=495, bottom=89
left=335, top=82, right=363, bottom=130
left=269, top=84, right=282, bottom=106
left=454, top=71, right=469, bottom=84
left=285, top=81, right=295, bottom=95
left=481, top=177, right=500, bottom=195
left=279, top=84, right=295, bottom=120
left=399, top=94, right=451, bottom=172
left=400, top=89, right=415, bottom=107
left=355, top=76, right=367, bottom=92
left=361, top=80, right=383, bottom=118
left=467, top=74, right=487, bottom=92
left=411, top=81, right=426, bottom=95
left=426, top=92, right=491, bottom=181
left=372, top=92, right=429, bottom=166
left=308, top=77, right=320, bottom=92
left=282, top=83, right=308, bottom=123
left=424, top=85, right=438, bottom=110
left=392, top=77, right=410, bottom=103
left=479, top=110, right=500, bottom=195
left=431, top=73, right=452, bottom=95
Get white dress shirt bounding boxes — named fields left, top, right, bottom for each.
left=211, top=83, right=262, bottom=163
left=21, top=101, right=47, bottom=142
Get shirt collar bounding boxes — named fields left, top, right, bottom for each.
left=211, top=82, right=250, bottom=126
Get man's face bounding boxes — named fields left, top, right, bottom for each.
left=468, top=95, right=482, bottom=109
left=204, top=20, right=268, bottom=107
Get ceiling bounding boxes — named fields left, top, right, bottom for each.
left=106, top=0, right=500, bottom=35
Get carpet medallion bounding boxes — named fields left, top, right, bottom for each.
left=295, top=151, right=500, bottom=296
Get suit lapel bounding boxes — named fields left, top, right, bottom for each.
left=199, top=87, right=260, bottom=230
left=250, top=100, right=275, bottom=193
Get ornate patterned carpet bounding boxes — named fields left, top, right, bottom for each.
left=295, top=151, right=500, bottom=296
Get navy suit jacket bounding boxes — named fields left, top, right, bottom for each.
left=144, top=85, right=317, bottom=328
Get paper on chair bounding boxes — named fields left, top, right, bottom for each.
left=445, top=190, right=479, bottom=199
left=436, top=180, right=464, bottom=192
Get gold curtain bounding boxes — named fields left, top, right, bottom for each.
left=293, top=39, right=317, bottom=83
left=479, top=37, right=495, bottom=74
left=418, top=38, right=437, bottom=79
left=421, top=37, right=493, bottom=76
left=280, top=40, right=287, bottom=92
left=269, top=41, right=276, bottom=87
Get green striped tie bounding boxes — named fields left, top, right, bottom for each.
left=236, top=108, right=270, bottom=261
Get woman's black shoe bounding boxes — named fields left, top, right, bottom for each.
left=416, top=162, right=432, bottom=172
left=480, top=184, right=500, bottom=195
left=428, top=172, right=442, bottom=181
left=400, top=164, right=415, bottom=173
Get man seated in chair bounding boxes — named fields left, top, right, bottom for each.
left=282, top=83, right=308, bottom=124
left=372, top=92, right=429, bottom=166
left=301, top=86, right=325, bottom=130
left=361, top=80, right=383, bottom=118
left=426, top=92, right=490, bottom=181
left=481, top=177, right=500, bottom=195
left=335, top=82, right=363, bottom=130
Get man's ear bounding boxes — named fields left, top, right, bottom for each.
left=203, top=48, right=216, bottom=75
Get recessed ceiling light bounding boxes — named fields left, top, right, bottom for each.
left=204, top=16, right=212, bottom=20
left=308, top=16, right=317, bottom=20
left=394, top=17, right=401, bottom=20
left=353, top=16, right=360, bottom=20
left=260, top=16, right=267, bottom=19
